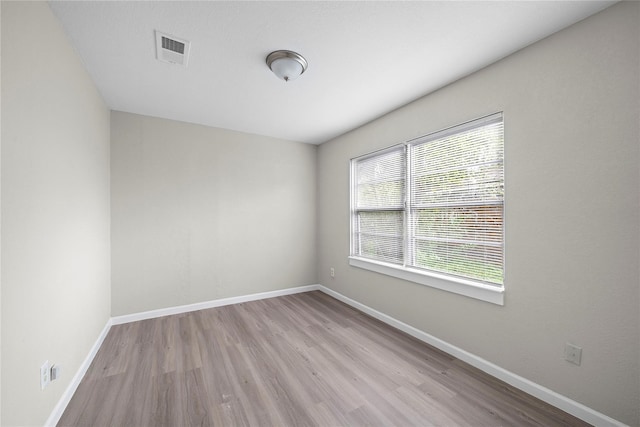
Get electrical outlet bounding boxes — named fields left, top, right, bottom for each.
left=564, top=343, right=582, bottom=366
left=40, top=360, right=51, bottom=390
left=330, top=267, right=335, bottom=278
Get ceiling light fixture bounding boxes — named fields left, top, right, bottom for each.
left=266, top=50, right=308, bottom=82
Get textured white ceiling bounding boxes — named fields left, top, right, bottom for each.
left=49, top=1, right=613, bottom=144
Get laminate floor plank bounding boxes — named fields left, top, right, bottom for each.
left=58, top=291, right=591, bottom=426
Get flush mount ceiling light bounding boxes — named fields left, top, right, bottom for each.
left=266, top=50, right=308, bottom=82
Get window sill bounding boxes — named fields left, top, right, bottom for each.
left=348, top=256, right=504, bottom=306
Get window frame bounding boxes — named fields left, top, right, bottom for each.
left=349, top=113, right=505, bottom=306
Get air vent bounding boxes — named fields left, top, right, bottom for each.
left=155, top=31, right=190, bottom=66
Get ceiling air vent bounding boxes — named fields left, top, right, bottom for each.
left=155, top=31, right=190, bottom=66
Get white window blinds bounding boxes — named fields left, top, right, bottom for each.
left=351, top=113, right=504, bottom=286
left=408, top=113, right=504, bottom=284
left=352, top=147, right=405, bottom=265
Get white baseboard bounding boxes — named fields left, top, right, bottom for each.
left=317, top=285, right=626, bottom=427
left=111, top=284, right=321, bottom=325
left=44, top=318, right=113, bottom=427
left=48, top=284, right=626, bottom=427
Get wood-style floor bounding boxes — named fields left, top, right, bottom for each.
left=58, top=291, right=590, bottom=426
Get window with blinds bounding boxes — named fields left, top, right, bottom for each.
left=351, top=113, right=504, bottom=287
left=352, top=147, right=406, bottom=264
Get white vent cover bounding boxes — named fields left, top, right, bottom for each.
left=155, top=31, right=190, bottom=66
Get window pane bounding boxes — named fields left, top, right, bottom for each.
left=409, top=115, right=504, bottom=285
left=355, top=211, right=404, bottom=264
left=412, top=121, right=503, bottom=206
left=355, top=234, right=404, bottom=264
left=412, top=121, right=503, bottom=173
left=412, top=163, right=504, bottom=206
left=414, top=239, right=503, bottom=284
left=358, top=211, right=404, bottom=235
left=413, top=206, right=503, bottom=244
left=355, top=148, right=405, bottom=209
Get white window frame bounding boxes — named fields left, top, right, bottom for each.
left=349, top=113, right=505, bottom=305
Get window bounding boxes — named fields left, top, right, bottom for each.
left=350, top=113, right=504, bottom=305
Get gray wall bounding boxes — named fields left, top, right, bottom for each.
left=317, top=2, right=639, bottom=425
left=111, top=112, right=317, bottom=316
left=1, top=2, right=111, bottom=425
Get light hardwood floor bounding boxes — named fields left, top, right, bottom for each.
left=58, top=291, right=590, bottom=426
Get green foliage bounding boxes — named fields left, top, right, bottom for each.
left=357, top=180, right=404, bottom=208
left=414, top=206, right=502, bottom=242
left=358, top=234, right=403, bottom=264
left=415, top=242, right=503, bottom=284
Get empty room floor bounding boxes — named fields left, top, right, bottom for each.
left=58, top=291, right=589, bottom=426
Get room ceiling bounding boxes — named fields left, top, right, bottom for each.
left=48, top=1, right=613, bottom=145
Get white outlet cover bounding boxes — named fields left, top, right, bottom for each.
left=40, top=360, right=51, bottom=390
left=564, top=343, right=582, bottom=366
